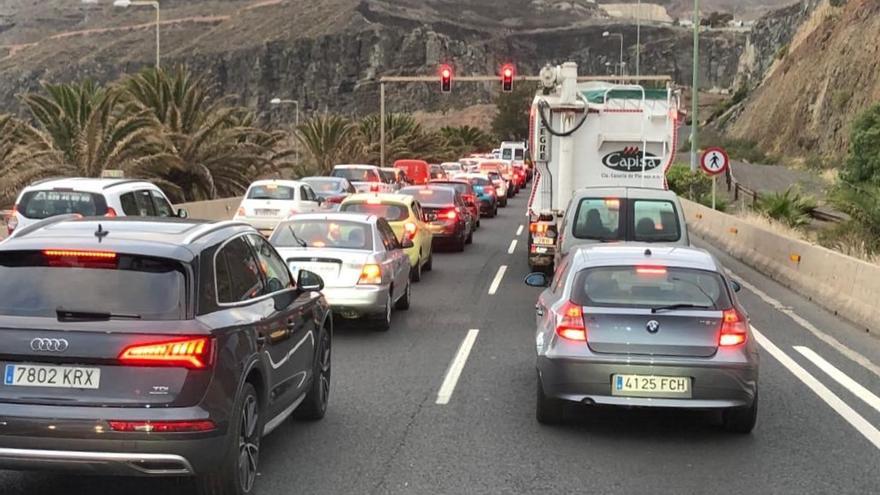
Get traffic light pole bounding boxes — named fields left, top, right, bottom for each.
left=377, top=74, right=671, bottom=166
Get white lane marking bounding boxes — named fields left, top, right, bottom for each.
left=731, top=272, right=880, bottom=380
left=794, top=346, right=880, bottom=414
left=516, top=225, right=524, bottom=236
left=436, top=329, right=479, bottom=405
left=753, top=327, right=880, bottom=450
left=508, top=239, right=518, bottom=254
left=488, top=265, right=508, bottom=295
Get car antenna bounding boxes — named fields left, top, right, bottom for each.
left=644, top=248, right=652, bottom=257
left=94, top=223, right=109, bottom=242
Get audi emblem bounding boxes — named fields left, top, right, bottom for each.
left=30, top=338, right=69, bottom=352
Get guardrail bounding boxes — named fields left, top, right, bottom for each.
left=724, top=170, right=845, bottom=223
left=682, top=198, right=878, bottom=335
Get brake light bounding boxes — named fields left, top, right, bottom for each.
left=719, top=309, right=748, bottom=347
left=108, top=420, right=216, bottom=433
left=105, top=207, right=117, bottom=218
left=327, top=195, right=345, bottom=204
left=556, top=301, right=587, bottom=341
left=605, top=199, right=621, bottom=209
left=6, top=205, right=18, bottom=234
left=358, top=263, right=382, bottom=285
left=443, top=209, right=457, bottom=221
left=530, top=223, right=548, bottom=233
left=288, top=208, right=299, bottom=217
left=636, top=267, right=667, bottom=275
left=43, top=249, right=117, bottom=259
left=404, top=221, right=417, bottom=238
left=484, top=186, right=495, bottom=196
left=366, top=197, right=382, bottom=204
left=118, top=337, right=212, bottom=369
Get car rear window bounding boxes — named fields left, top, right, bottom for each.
left=0, top=251, right=186, bottom=320
left=339, top=202, right=409, bottom=222
left=272, top=220, right=373, bottom=250
left=571, top=266, right=731, bottom=310
left=469, top=177, right=491, bottom=187
left=247, top=184, right=295, bottom=200
left=332, top=168, right=380, bottom=182
left=302, top=179, right=343, bottom=193
left=379, top=170, right=396, bottom=183
left=399, top=187, right=454, bottom=205
left=633, top=200, right=681, bottom=242
left=572, top=198, right=623, bottom=241
left=431, top=182, right=467, bottom=195
left=514, top=149, right=525, bottom=160
left=18, top=190, right=108, bottom=219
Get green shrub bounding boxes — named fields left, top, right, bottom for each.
left=754, top=187, right=817, bottom=229
left=667, top=165, right=726, bottom=210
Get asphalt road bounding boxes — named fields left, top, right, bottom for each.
left=1, top=189, right=879, bottom=494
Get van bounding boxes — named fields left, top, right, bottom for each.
left=394, top=159, right=430, bottom=185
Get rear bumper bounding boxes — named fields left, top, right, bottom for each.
left=323, top=285, right=388, bottom=317
left=537, top=354, right=758, bottom=409
left=0, top=446, right=197, bottom=476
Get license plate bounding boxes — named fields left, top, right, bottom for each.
left=290, top=263, right=338, bottom=281
left=533, top=236, right=555, bottom=246
left=4, top=364, right=100, bottom=389
left=255, top=209, right=279, bottom=217
left=612, top=374, right=691, bottom=398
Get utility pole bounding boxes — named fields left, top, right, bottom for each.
left=636, top=0, right=641, bottom=77
left=380, top=82, right=386, bottom=168
left=690, top=0, right=700, bottom=172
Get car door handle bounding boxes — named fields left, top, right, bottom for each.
left=535, top=306, right=544, bottom=317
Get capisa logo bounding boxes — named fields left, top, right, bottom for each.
left=602, top=147, right=659, bottom=172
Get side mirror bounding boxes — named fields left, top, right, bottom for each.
left=316, top=197, right=324, bottom=205
left=524, top=272, right=550, bottom=288
left=177, top=208, right=188, bottom=219
left=266, top=277, right=284, bottom=293
left=400, top=237, right=414, bottom=249
left=730, top=280, right=742, bottom=293
left=298, top=269, right=324, bottom=292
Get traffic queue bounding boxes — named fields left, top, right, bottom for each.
left=230, top=153, right=532, bottom=332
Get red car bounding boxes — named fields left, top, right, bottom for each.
left=428, top=180, right=480, bottom=230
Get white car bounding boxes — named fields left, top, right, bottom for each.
left=234, top=179, right=323, bottom=233
left=440, top=162, right=464, bottom=175
left=330, top=164, right=393, bottom=194
left=6, top=178, right=181, bottom=237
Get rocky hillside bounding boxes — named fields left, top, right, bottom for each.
left=0, top=0, right=745, bottom=122
left=725, top=0, right=880, bottom=160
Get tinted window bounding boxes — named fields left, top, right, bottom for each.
left=514, top=149, right=525, bottom=160
left=379, top=170, right=396, bottom=183
left=399, top=187, right=454, bottom=206
left=303, top=178, right=344, bottom=193
left=151, top=190, right=174, bottom=217
left=247, top=184, right=295, bottom=200
left=246, top=235, right=292, bottom=293
left=572, top=198, right=623, bottom=241
left=272, top=220, right=373, bottom=250
left=120, top=192, right=140, bottom=216
left=134, top=190, right=157, bottom=216
left=215, top=237, right=264, bottom=303
left=0, top=251, right=186, bottom=320
left=19, top=190, right=108, bottom=219
left=376, top=219, right=400, bottom=251
left=633, top=200, right=681, bottom=242
left=571, top=267, right=731, bottom=310
left=502, top=149, right=513, bottom=160
left=430, top=182, right=468, bottom=195
left=331, top=168, right=380, bottom=182
left=469, top=177, right=491, bottom=187
left=339, top=202, right=409, bottom=222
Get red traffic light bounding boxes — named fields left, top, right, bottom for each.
left=439, top=64, right=453, bottom=93
left=501, top=63, right=515, bottom=92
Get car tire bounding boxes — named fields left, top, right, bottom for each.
left=477, top=219, right=481, bottom=228
left=500, top=198, right=507, bottom=207
left=466, top=229, right=473, bottom=244
left=395, top=280, right=411, bottom=310
left=195, top=382, right=261, bottom=495
left=373, top=292, right=392, bottom=332
left=455, top=233, right=466, bottom=252
left=722, top=390, right=758, bottom=434
left=536, top=376, right=563, bottom=425
left=492, top=205, right=498, bottom=217
left=424, top=253, right=433, bottom=271
left=411, top=256, right=422, bottom=282
left=294, top=326, right=331, bottom=420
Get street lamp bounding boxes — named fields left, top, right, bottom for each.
left=691, top=0, right=701, bottom=172
left=113, top=0, right=161, bottom=69
left=603, top=31, right=624, bottom=77
left=636, top=0, right=642, bottom=77
left=271, top=98, right=301, bottom=163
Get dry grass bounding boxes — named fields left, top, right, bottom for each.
left=735, top=211, right=814, bottom=242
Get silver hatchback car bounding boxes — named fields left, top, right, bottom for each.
left=270, top=213, right=412, bottom=331
left=525, top=245, right=759, bottom=433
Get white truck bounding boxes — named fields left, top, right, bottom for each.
left=526, top=62, right=687, bottom=271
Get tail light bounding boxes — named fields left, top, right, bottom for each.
left=358, top=263, right=382, bottom=285
left=327, top=195, right=345, bottom=204
left=530, top=223, right=548, bottom=233
left=108, top=420, right=216, bottom=433
left=636, top=266, right=667, bottom=275
left=485, top=186, right=496, bottom=196
left=556, top=301, right=587, bottom=341
left=6, top=205, right=18, bottom=234
left=442, top=209, right=457, bottom=221
left=404, top=221, right=417, bottom=238
left=719, top=309, right=748, bottom=346
left=236, top=207, right=246, bottom=217
left=288, top=208, right=299, bottom=217
left=370, top=184, right=380, bottom=192
left=105, top=207, right=117, bottom=218
left=118, top=337, right=213, bottom=369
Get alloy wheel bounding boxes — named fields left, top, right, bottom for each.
left=238, top=395, right=259, bottom=493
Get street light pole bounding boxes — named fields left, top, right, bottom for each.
left=636, top=0, right=641, bottom=77
left=113, top=0, right=160, bottom=69
left=380, top=82, right=386, bottom=168
left=603, top=32, right=624, bottom=77
left=690, top=0, right=700, bottom=172
left=270, top=98, right=301, bottom=163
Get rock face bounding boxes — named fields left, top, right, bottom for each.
left=0, top=0, right=746, bottom=123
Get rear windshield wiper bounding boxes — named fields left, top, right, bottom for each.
left=56, top=308, right=142, bottom=321
left=651, top=303, right=714, bottom=314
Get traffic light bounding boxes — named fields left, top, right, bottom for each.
left=501, top=64, right=515, bottom=92
left=439, top=64, right=453, bottom=93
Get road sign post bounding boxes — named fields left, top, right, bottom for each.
left=700, top=147, right=729, bottom=210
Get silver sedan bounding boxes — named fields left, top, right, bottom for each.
left=270, top=213, right=412, bottom=331
left=525, top=245, right=759, bottom=432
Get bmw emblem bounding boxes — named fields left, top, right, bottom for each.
left=646, top=320, right=661, bottom=334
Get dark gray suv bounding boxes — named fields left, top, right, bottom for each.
left=0, top=216, right=333, bottom=495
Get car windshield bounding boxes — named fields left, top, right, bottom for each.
left=573, top=198, right=623, bottom=241
left=379, top=170, right=397, bottom=183
left=272, top=220, right=373, bottom=250
left=339, top=202, right=409, bottom=222
left=0, top=251, right=186, bottom=320
left=399, top=187, right=454, bottom=205
left=571, top=266, right=730, bottom=310
left=18, top=190, right=108, bottom=219
left=302, top=179, right=343, bottom=193
left=247, top=184, right=295, bottom=200
left=332, top=168, right=380, bottom=182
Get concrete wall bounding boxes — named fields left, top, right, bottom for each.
left=175, top=197, right=241, bottom=222
left=681, top=199, right=880, bottom=334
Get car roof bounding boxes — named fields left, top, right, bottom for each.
left=278, top=212, right=377, bottom=225
left=23, top=177, right=158, bottom=193
left=334, top=164, right=378, bottom=169
left=569, top=245, right=720, bottom=272
left=0, top=217, right=255, bottom=262
left=571, top=187, right=680, bottom=199
left=302, top=176, right=344, bottom=181
left=247, top=179, right=306, bottom=188
left=342, top=193, right=415, bottom=205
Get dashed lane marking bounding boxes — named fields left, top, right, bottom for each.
left=516, top=225, right=524, bottom=236
left=508, top=240, right=517, bottom=254
left=436, top=329, right=479, bottom=405
left=488, top=265, right=507, bottom=295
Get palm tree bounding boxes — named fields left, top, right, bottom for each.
left=295, top=114, right=356, bottom=174
left=440, top=125, right=493, bottom=153
left=353, top=114, right=455, bottom=164
left=0, top=114, right=63, bottom=205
